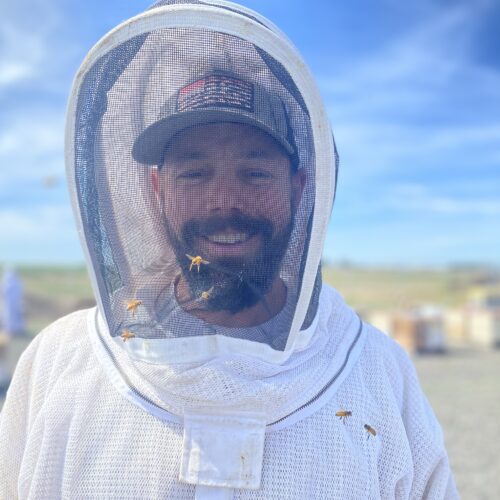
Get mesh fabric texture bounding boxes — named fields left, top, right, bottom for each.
left=0, top=287, right=458, bottom=499
left=73, top=18, right=320, bottom=352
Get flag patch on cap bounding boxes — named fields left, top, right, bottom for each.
left=177, top=75, right=254, bottom=113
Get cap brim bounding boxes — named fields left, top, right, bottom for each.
left=132, top=109, right=295, bottom=165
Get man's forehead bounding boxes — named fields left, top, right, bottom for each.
left=164, top=122, right=289, bottom=156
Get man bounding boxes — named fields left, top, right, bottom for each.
left=0, top=1, right=457, bottom=498
left=152, top=121, right=303, bottom=321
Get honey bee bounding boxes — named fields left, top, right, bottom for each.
left=186, top=254, right=209, bottom=272
left=364, top=424, right=377, bottom=439
left=200, top=286, right=215, bottom=300
left=335, top=410, right=352, bottom=422
left=125, top=299, right=142, bottom=316
left=121, top=329, right=135, bottom=342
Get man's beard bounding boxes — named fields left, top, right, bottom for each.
left=163, top=213, right=293, bottom=314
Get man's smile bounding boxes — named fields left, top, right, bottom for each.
left=179, top=214, right=272, bottom=260
left=205, top=231, right=253, bottom=244
left=198, top=230, right=262, bottom=258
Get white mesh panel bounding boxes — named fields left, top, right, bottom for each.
left=75, top=25, right=316, bottom=353
left=0, top=300, right=456, bottom=499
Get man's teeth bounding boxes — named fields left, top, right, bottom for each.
left=207, top=233, right=250, bottom=244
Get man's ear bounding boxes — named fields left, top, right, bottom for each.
left=151, top=167, right=161, bottom=203
left=151, top=167, right=159, bottom=194
left=291, top=169, right=306, bottom=213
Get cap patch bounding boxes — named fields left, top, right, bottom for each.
left=177, top=75, right=254, bottom=113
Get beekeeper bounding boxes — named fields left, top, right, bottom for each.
left=0, top=1, right=457, bottom=498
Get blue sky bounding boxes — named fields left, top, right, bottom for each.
left=1, top=0, right=499, bottom=266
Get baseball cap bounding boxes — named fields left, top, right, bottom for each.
left=132, top=73, right=297, bottom=165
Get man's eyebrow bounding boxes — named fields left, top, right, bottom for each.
left=244, top=149, right=271, bottom=159
left=170, top=151, right=207, bottom=161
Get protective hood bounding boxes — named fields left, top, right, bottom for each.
left=67, top=0, right=341, bottom=406
left=66, top=1, right=346, bottom=491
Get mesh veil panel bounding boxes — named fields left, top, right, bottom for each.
left=74, top=22, right=319, bottom=351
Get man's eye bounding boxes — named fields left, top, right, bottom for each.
left=178, top=170, right=207, bottom=180
left=245, top=170, right=272, bottom=180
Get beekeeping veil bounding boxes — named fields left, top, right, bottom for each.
left=66, top=0, right=338, bottom=492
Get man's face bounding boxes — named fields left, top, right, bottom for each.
left=156, top=122, right=304, bottom=313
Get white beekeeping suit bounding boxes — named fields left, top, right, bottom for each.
left=0, top=1, right=458, bottom=498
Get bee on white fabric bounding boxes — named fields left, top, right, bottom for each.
left=364, top=424, right=377, bottom=439
left=186, top=254, right=209, bottom=272
left=335, top=410, right=352, bottom=422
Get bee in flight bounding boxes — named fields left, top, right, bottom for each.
left=335, top=410, right=352, bottom=423
left=364, top=424, right=377, bottom=439
left=186, top=254, right=209, bottom=272
left=121, top=330, right=135, bottom=342
left=125, top=299, right=142, bottom=316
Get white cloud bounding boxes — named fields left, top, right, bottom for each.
left=377, top=182, right=500, bottom=216
left=0, top=205, right=70, bottom=238
left=317, top=2, right=500, bottom=182
left=320, top=6, right=475, bottom=105
left=0, top=62, right=34, bottom=86
left=0, top=204, right=82, bottom=263
left=324, top=203, right=500, bottom=266
left=0, top=111, right=65, bottom=186
left=335, top=122, right=500, bottom=157
left=0, top=0, right=63, bottom=89
left=0, top=115, right=63, bottom=155
left=401, top=195, right=500, bottom=216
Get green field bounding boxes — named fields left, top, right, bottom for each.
left=16, top=266, right=95, bottom=335
left=322, top=265, right=500, bottom=310
left=12, top=264, right=500, bottom=335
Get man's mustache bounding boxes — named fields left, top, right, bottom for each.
left=182, top=214, right=273, bottom=242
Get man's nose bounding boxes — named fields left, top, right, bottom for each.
left=205, top=174, right=245, bottom=214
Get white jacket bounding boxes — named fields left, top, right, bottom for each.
left=0, top=285, right=457, bottom=499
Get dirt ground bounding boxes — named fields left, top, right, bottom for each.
left=413, top=348, right=500, bottom=500
left=1, top=338, right=498, bottom=498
